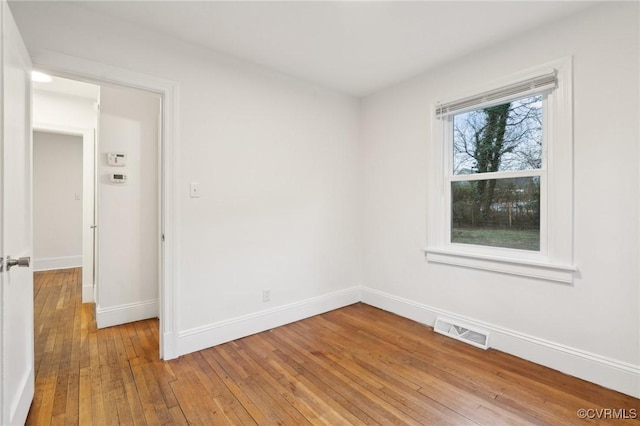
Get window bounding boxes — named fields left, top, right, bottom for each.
left=426, top=58, right=576, bottom=283
left=451, top=95, right=544, bottom=251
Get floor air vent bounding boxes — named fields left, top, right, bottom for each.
left=434, top=317, right=490, bottom=350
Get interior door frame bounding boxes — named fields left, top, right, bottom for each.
left=32, top=124, right=95, bottom=302
left=30, top=49, right=179, bottom=360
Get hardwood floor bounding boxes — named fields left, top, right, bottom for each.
left=27, top=268, right=638, bottom=425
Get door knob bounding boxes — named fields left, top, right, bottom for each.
left=6, top=256, right=30, bottom=271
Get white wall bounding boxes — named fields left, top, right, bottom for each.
left=360, top=3, right=639, bottom=396
left=32, top=131, right=83, bottom=267
left=11, top=2, right=362, bottom=350
left=32, top=89, right=98, bottom=299
left=33, top=90, right=97, bottom=130
left=97, top=85, right=160, bottom=327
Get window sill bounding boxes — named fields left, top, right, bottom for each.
left=424, top=248, right=577, bottom=284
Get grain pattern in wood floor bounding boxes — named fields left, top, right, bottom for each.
left=27, top=268, right=639, bottom=425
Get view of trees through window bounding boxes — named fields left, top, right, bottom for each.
left=451, top=95, right=542, bottom=251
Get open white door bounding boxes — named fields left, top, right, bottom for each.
left=0, top=1, right=34, bottom=425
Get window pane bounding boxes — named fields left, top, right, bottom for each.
left=453, top=95, right=542, bottom=175
left=451, top=177, right=540, bottom=251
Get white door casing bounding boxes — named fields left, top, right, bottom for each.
left=0, top=1, right=34, bottom=424
left=28, top=50, right=179, bottom=360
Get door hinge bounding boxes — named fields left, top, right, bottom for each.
left=161, top=234, right=165, bottom=243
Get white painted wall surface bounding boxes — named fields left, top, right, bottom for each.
left=33, top=131, right=83, bottom=267
left=33, top=90, right=96, bottom=130
left=97, top=85, right=160, bottom=327
left=360, top=2, right=639, bottom=393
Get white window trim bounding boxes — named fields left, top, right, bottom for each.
left=425, top=57, right=576, bottom=284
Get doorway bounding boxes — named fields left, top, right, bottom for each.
left=31, top=52, right=178, bottom=360
left=32, top=74, right=162, bottom=354
left=32, top=130, right=85, bottom=277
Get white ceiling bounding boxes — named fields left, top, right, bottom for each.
left=71, top=2, right=597, bottom=96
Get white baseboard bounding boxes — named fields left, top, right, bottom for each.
left=96, top=299, right=158, bottom=329
left=360, top=287, right=640, bottom=399
left=33, top=255, right=82, bottom=271
left=161, top=332, right=177, bottom=360
left=177, top=286, right=361, bottom=356
left=82, top=285, right=94, bottom=303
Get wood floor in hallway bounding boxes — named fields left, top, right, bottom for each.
left=27, top=268, right=638, bottom=425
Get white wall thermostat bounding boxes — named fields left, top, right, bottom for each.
left=107, top=152, right=127, bottom=166
left=109, top=173, right=128, bottom=184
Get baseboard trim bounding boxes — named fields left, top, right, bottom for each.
left=82, top=285, right=94, bottom=303
left=33, top=255, right=82, bottom=271
left=96, top=299, right=158, bottom=329
left=177, top=286, right=361, bottom=356
left=161, top=331, right=177, bottom=360
left=360, top=287, right=640, bottom=398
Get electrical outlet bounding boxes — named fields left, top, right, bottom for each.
left=262, top=289, right=271, bottom=302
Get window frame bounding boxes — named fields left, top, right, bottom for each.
left=425, top=58, right=576, bottom=283
left=444, top=93, right=548, bottom=258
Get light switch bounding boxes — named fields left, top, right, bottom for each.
left=190, top=182, right=200, bottom=198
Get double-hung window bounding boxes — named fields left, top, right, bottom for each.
left=426, top=58, right=576, bottom=283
